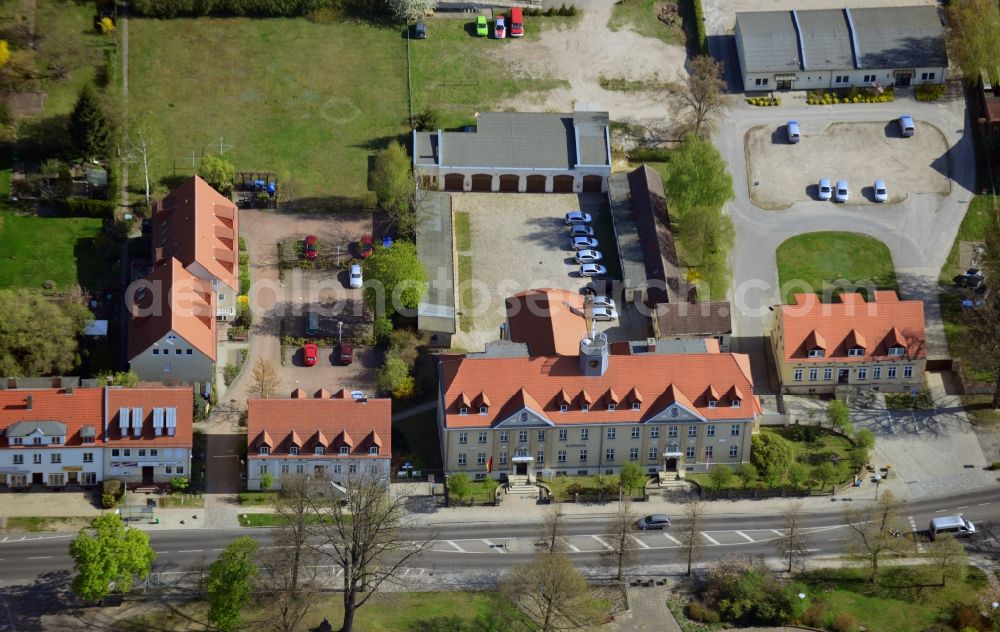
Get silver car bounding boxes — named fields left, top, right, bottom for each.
left=591, top=306, right=618, bottom=321
left=835, top=180, right=849, bottom=203
left=572, top=236, right=598, bottom=251
left=575, top=249, right=603, bottom=264
left=818, top=178, right=833, bottom=201
left=591, top=296, right=615, bottom=309
left=580, top=263, right=607, bottom=277
left=565, top=211, right=592, bottom=225
left=873, top=180, right=887, bottom=203
left=569, top=224, right=595, bottom=238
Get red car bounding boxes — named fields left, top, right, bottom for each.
left=337, top=343, right=354, bottom=366
left=304, top=235, right=318, bottom=260
left=303, top=343, right=318, bottom=366
left=359, top=235, right=374, bottom=259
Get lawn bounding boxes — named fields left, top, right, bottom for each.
left=454, top=211, right=471, bottom=251
left=0, top=209, right=105, bottom=291
left=540, top=474, right=646, bottom=501
left=939, top=194, right=997, bottom=283
left=797, top=565, right=986, bottom=632
left=776, top=232, right=897, bottom=304
left=409, top=18, right=568, bottom=129
left=457, top=253, right=473, bottom=333
left=158, top=493, right=204, bottom=509
left=3, top=516, right=91, bottom=533
left=237, top=491, right=276, bottom=506
left=127, top=17, right=409, bottom=199
left=607, top=0, right=683, bottom=45
left=391, top=408, right=442, bottom=472
left=940, top=290, right=993, bottom=382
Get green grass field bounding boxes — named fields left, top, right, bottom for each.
left=0, top=209, right=104, bottom=291
left=939, top=194, right=997, bottom=283
left=607, top=0, right=683, bottom=45
left=776, top=232, right=897, bottom=304
left=128, top=18, right=409, bottom=199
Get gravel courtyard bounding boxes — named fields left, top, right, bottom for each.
left=745, top=120, right=951, bottom=209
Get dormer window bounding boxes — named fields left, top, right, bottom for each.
left=707, top=400, right=717, bottom=409
left=888, top=346, right=904, bottom=356
left=559, top=404, right=568, bottom=412
left=608, top=403, right=616, bottom=412
left=848, top=348, right=865, bottom=357
left=582, top=404, right=590, bottom=412
left=259, top=446, right=270, bottom=455
left=731, top=399, right=742, bottom=408
left=369, top=446, right=379, bottom=455
left=50, top=436, right=63, bottom=444
left=479, top=406, right=488, bottom=415
left=289, top=446, right=299, bottom=456
left=12, top=437, right=22, bottom=445
left=339, top=446, right=348, bottom=455
left=316, top=446, right=326, bottom=455
left=808, top=349, right=824, bottom=358
left=459, top=407, right=468, bottom=415
left=632, top=402, right=640, bottom=410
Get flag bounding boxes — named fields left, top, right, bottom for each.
left=486, top=457, right=493, bottom=473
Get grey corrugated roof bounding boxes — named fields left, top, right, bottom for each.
left=7, top=420, right=67, bottom=437
left=851, top=6, right=946, bottom=69
left=416, top=191, right=456, bottom=335
left=797, top=9, right=854, bottom=70
left=414, top=131, right=437, bottom=167
left=736, top=11, right=801, bottom=73
left=438, top=112, right=609, bottom=170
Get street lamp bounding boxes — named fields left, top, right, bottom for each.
left=873, top=475, right=882, bottom=500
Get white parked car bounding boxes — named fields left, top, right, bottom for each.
left=569, top=224, right=595, bottom=238
left=575, top=249, right=603, bottom=264
left=564, top=211, right=592, bottom=225
left=349, top=264, right=363, bottom=288
left=580, top=263, right=607, bottom=277
left=835, top=180, right=849, bottom=203
left=572, top=236, right=599, bottom=251
left=818, top=178, right=833, bottom=201
left=873, top=180, right=888, bottom=203
left=591, top=296, right=615, bottom=309
left=592, top=306, right=618, bottom=321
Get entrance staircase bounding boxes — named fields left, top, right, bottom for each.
left=506, top=475, right=537, bottom=495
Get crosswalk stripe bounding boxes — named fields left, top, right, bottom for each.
left=663, top=533, right=682, bottom=545
left=446, top=540, right=465, bottom=553
left=591, top=535, right=614, bottom=551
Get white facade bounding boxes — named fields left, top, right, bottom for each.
left=247, top=456, right=391, bottom=491
left=104, top=446, right=192, bottom=484
left=129, top=330, right=214, bottom=386
left=0, top=445, right=103, bottom=488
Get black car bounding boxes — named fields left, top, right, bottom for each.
left=413, top=21, right=426, bottom=39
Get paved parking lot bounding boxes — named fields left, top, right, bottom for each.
left=745, top=120, right=950, bottom=209
left=451, top=193, right=649, bottom=351
left=280, top=344, right=379, bottom=396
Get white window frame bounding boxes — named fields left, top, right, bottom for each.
left=793, top=368, right=803, bottom=382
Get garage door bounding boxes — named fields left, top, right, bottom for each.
left=582, top=175, right=603, bottom=193
left=498, top=175, right=519, bottom=192
left=444, top=174, right=464, bottom=191
left=471, top=174, right=493, bottom=192
left=525, top=175, right=546, bottom=193
left=552, top=175, right=574, bottom=193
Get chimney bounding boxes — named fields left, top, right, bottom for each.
left=25, top=395, right=32, bottom=410
left=65, top=387, right=74, bottom=395
left=646, top=337, right=656, bottom=353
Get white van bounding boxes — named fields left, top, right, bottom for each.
left=929, top=515, right=975, bottom=540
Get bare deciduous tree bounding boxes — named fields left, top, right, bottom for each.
left=778, top=500, right=810, bottom=573
left=539, top=505, right=567, bottom=553
left=603, top=500, right=637, bottom=581
left=963, top=208, right=1000, bottom=409
left=667, top=55, right=732, bottom=139
left=502, top=552, right=600, bottom=632
left=844, top=490, right=905, bottom=585
left=250, top=358, right=278, bottom=400
left=679, top=499, right=704, bottom=576
left=928, top=533, right=967, bottom=586
left=310, top=472, right=433, bottom=632
left=125, top=111, right=162, bottom=205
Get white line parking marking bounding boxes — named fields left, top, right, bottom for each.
left=979, top=502, right=991, bottom=506
left=957, top=506, right=969, bottom=510
left=446, top=540, right=465, bottom=553
left=591, top=535, right=614, bottom=551
left=663, top=533, right=682, bottom=545
left=562, top=539, right=581, bottom=553
left=735, top=531, right=755, bottom=543
left=700, top=532, right=721, bottom=545
left=27, top=556, right=51, bottom=560
left=630, top=535, right=651, bottom=549
left=769, top=529, right=784, bottom=537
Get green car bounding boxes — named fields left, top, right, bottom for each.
left=476, top=15, right=488, bottom=36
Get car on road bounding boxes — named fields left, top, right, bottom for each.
left=817, top=178, right=832, bottom=201
left=476, top=15, right=488, bottom=36
left=636, top=514, right=671, bottom=530
left=359, top=235, right=374, bottom=259
left=899, top=115, right=915, bottom=137
left=303, top=343, right=318, bottom=367
left=304, top=235, right=318, bottom=260
left=873, top=180, right=888, bottom=203
left=591, top=306, right=618, bottom=321
left=494, top=15, right=506, bottom=39
left=565, top=211, right=592, bottom=225
left=569, top=224, right=595, bottom=238
left=835, top=180, right=849, bottom=203
left=590, top=296, right=615, bottom=309
left=572, top=236, right=599, bottom=251
left=337, top=343, right=354, bottom=366
left=414, top=21, right=426, bottom=39
left=349, top=264, right=363, bottom=289
left=574, top=249, right=603, bottom=264
left=786, top=120, right=800, bottom=143
left=580, top=263, right=607, bottom=277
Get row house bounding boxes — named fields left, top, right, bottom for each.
left=771, top=291, right=926, bottom=394
left=0, top=387, right=193, bottom=489
left=246, top=389, right=392, bottom=491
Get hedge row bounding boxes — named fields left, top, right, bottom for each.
left=64, top=198, right=116, bottom=218
left=130, top=0, right=337, bottom=17
left=628, top=147, right=672, bottom=163
left=682, top=0, right=708, bottom=55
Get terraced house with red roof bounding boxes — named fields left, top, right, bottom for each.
left=0, top=386, right=193, bottom=490
left=128, top=175, right=238, bottom=389
left=771, top=291, right=927, bottom=394
left=437, top=330, right=762, bottom=483
left=246, top=389, right=391, bottom=491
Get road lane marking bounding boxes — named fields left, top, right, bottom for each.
left=562, top=538, right=581, bottom=553
left=177, top=549, right=202, bottom=553
left=979, top=502, right=992, bottom=506
left=663, top=533, right=682, bottom=545
left=957, top=506, right=969, bottom=510
left=735, top=531, right=755, bottom=543
left=700, top=532, right=721, bottom=545
left=212, top=548, right=223, bottom=552
left=1, top=537, right=6, bottom=543
left=630, top=535, right=650, bottom=549
left=446, top=540, right=465, bottom=553
left=769, top=529, right=784, bottom=537
left=591, top=535, right=614, bottom=551
left=27, top=556, right=51, bottom=559
left=482, top=539, right=506, bottom=553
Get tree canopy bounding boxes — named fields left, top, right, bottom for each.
left=388, top=0, right=436, bottom=22
left=619, top=462, right=645, bottom=494
left=667, top=55, right=731, bottom=139
left=69, top=514, right=156, bottom=603
left=0, top=290, right=92, bottom=376
left=207, top=536, right=260, bottom=632
left=946, top=0, right=1000, bottom=80
left=750, top=432, right=794, bottom=474
left=197, top=155, right=235, bottom=195
left=362, top=240, right=427, bottom=318
left=662, top=134, right=734, bottom=218
left=371, top=141, right=416, bottom=237
left=68, top=84, right=112, bottom=160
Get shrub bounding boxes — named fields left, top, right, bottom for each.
left=685, top=602, right=720, bottom=623
left=413, top=107, right=442, bottom=131
left=628, top=147, right=672, bottom=162
left=193, top=392, right=209, bottom=421
left=916, top=83, right=947, bottom=101
left=801, top=603, right=828, bottom=628
left=988, top=461, right=1000, bottom=471
left=170, top=476, right=189, bottom=493
left=223, top=363, right=240, bottom=386
left=831, top=612, right=858, bottom=632
left=101, top=479, right=124, bottom=509
left=64, top=198, right=115, bottom=219
left=951, top=604, right=987, bottom=631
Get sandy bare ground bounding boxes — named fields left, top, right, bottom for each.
left=493, top=0, right=687, bottom=122
left=745, top=120, right=950, bottom=209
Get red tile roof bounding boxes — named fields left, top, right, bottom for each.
left=128, top=257, right=217, bottom=360
left=152, top=175, right=239, bottom=292
left=0, top=387, right=193, bottom=448
left=506, top=289, right=587, bottom=356
left=247, top=391, right=391, bottom=459
left=439, top=351, right=760, bottom=429
left=777, top=291, right=926, bottom=362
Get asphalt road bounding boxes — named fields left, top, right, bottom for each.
left=3, top=487, right=1000, bottom=586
